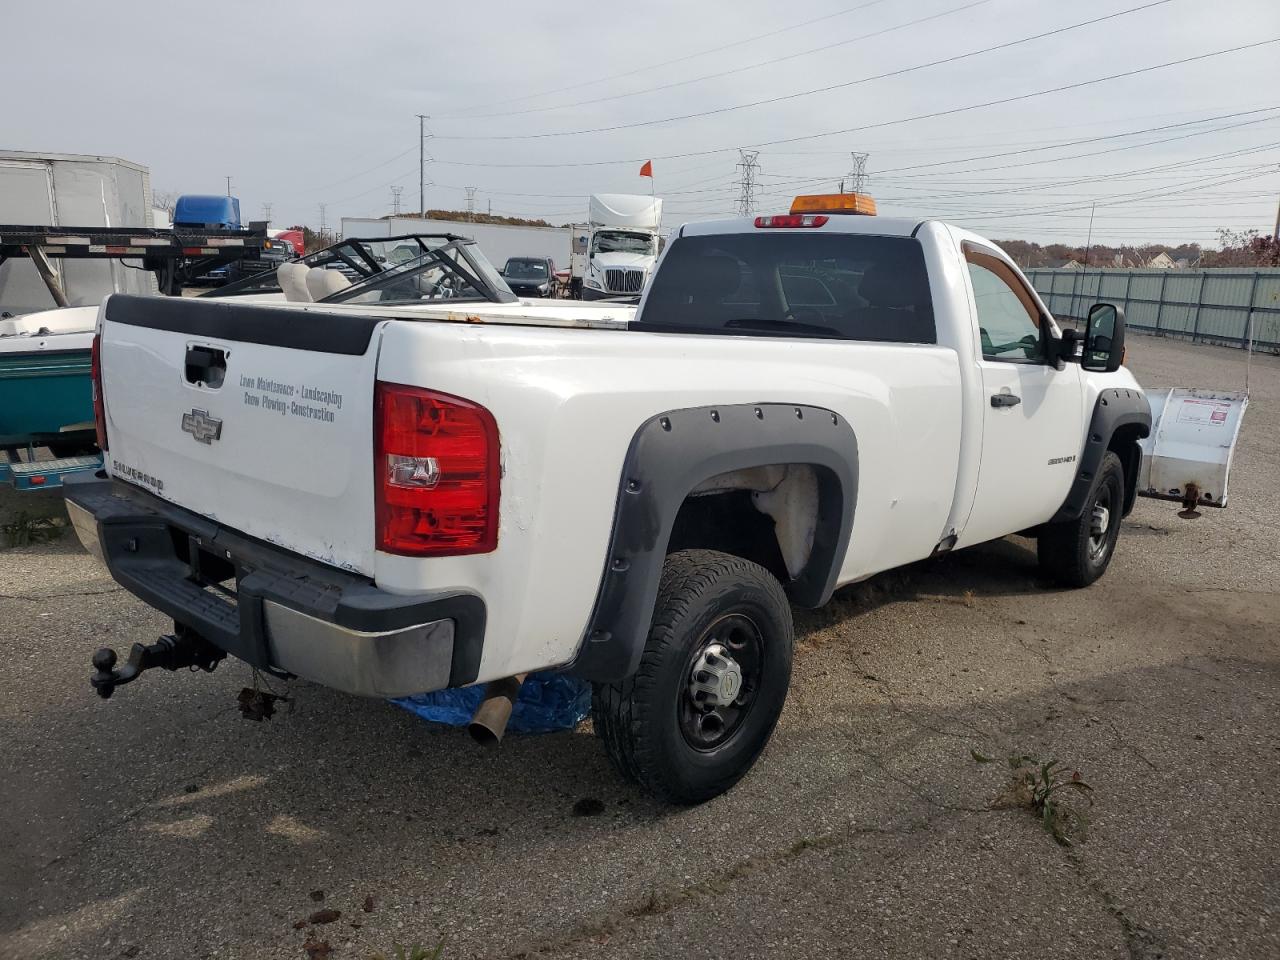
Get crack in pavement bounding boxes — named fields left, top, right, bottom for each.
left=506, top=809, right=961, bottom=959
left=0, top=587, right=122, bottom=601
left=1064, top=845, right=1167, bottom=960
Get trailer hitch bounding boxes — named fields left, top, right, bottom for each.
left=91, top=628, right=225, bottom=699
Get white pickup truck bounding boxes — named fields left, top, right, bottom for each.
left=65, top=194, right=1151, bottom=803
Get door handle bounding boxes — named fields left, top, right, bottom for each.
left=990, top=393, right=1022, bottom=408
left=185, top=345, right=227, bottom=388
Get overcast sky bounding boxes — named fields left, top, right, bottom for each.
left=7, top=0, right=1279, bottom=246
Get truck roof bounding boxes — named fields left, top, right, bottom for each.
left=0, top=150, right=150, bottom=173
left=678, top=215, right=926, bottom=238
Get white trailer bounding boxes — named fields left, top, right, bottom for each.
left=341, top=217, right=571, bottom=277
left=0, top=151, right=156, bottom=317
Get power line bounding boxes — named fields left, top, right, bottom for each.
left=302, top=145, right=417, bottom=194
left=451, top=0, right=992, bottom=121
left=441, top=0, right=896, bottom=116
left=430, top=37, right=1280, bottom=167
left=869, top=107, right=1280, bottom=178
left=432, top=1, right=1176, bottom=142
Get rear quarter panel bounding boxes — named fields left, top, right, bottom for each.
left=374, top=321, right=962, bottom=682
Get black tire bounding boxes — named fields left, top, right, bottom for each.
left=1038, top=450, right=1125, bottom=588
left=592, top=549, right=794, bottom=804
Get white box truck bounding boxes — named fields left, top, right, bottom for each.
left=0, top=151, right=157, bottom=318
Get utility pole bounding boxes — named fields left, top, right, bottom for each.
left=390, top=186, right=403, bottom=217
left=846, top=152, right=869, bottom=194
left=1273, top=189, right=1279, bottom=241
left=225, top=176, right=233, bottom=197
left=416, top=114, right=430, bottom=218
left=735, top=150, right=760, bottom=217
left=262, top=202, right=272, bottom=223
left=1084, top=201, right=1097, bottom=266
left=464, top=186, right=478, bottom=222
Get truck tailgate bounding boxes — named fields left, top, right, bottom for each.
left=98, top=295, right=381, bottom=574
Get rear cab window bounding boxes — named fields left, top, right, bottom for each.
left=635, top=232, right=936, bottom=343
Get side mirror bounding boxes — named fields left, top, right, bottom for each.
left=1055, top=326, right=1083, bottom=367
left=1083, top=302, right=1125, bottom=373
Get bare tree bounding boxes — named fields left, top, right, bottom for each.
left=152, top=189, right=179, bottom=216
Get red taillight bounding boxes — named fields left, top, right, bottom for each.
left=91, top=332, right=108, bottom=451
left=374, top=382, right=499, bottom=556
left=753, top=214, right=829, bottom=228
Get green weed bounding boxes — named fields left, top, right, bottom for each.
left=973, top=750, right=1095, bottom=846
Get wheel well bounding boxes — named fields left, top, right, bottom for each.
left=668, top=489, right=790, bottom=583
left=665, top=462, right=830, bottom=595
left=1108, top=425, right=1145, bottom=515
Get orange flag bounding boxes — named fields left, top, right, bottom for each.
left=639, top=160, right=653, bottom=178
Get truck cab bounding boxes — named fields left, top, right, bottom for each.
left=578, top=194, right=663, bottom=299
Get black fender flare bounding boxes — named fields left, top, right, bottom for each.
left=1050, top=387, right=1151, bottom=524
left=569, top=402, right=858, bottom=682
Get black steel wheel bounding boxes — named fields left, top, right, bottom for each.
left=592, top=549, right=793, bottom=804
left=1039, top=450, right=1126, bottom=587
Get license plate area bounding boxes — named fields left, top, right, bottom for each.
left=102, top=519, right=270, bottom=668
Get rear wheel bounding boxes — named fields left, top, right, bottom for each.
left=1038, top=451, right=1125, bottom=587
left=592, top=549, right=793, bottom=803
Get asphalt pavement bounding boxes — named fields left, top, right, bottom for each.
left=2, top=333, right=1277, bottom=960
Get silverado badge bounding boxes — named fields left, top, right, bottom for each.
left=181, top=408, right=223, bottom=444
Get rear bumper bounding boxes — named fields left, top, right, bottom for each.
left=64, top=476, right=485, bottom=697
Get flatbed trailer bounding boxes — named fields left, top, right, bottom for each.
left=0, top=223, right=268, bottom=298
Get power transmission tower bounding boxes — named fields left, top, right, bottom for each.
left=390, top=186, right=403, bottom=217
left=318, top=203, right=327, bottom=241
left=735, top=150, right=760, bottom=217
left=845, top=152, right=869, bottom=194
left=262, top=202, right=272, bottom=222
left=464, top=186, right=478, bottom=222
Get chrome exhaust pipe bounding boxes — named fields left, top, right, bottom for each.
left=467, top=674, right=527, bottom=747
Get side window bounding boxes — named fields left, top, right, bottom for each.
left=965, top=247, right=1044, bottom=361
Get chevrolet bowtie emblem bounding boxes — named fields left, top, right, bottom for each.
left=181, top=408, right=223, bottom=444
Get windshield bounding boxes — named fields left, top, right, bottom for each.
left=636, top=232, right=935, bottom=343
left=323, top=241, right=515, bottom=306
left=592, top=231, right=656, bottom=257
left=203, top=234, right=477, bottom=299
left=504, top=259, right=549, bottom=280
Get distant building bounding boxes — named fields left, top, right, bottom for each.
left=1145, top=251, right=1178, bottom=269
left=1046, top=258, right=1081, bottom=270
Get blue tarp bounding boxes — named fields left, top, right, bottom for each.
left=392, top=673, right=591, bottom=734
